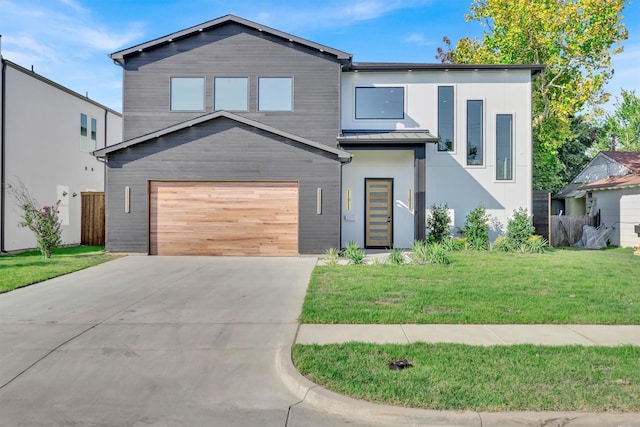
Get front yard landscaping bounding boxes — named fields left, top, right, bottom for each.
left=295, top=247, right=640, bottom=412
left=0, top=246, right=117, bottom=293
left=300, top=248, right=639, bottom=324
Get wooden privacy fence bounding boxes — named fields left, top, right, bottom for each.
left=550, top=213, right=600, bottom=247
left=81, top=192, right=105, bottom=246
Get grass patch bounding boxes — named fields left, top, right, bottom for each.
left=293, top=343, right=640, bottom=412
left=0, top=246, right=117, bottom=293
left=300, top=248, right=640, bottom=324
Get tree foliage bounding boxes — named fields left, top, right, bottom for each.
left=557, top=116, right=597, bottom=189
left=593, top=89, right=640, bottom=152
left=441, top=0, right=628, bottom=190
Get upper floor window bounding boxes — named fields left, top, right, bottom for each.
left=438, top=86, right=454, bottom=151
left=170, top=77, right=205, bottom=111
left=466, top=100, right=483, bottom=165
left=90, top=117, right=98, bottom=151
left=355, top=87, right=404, bottom=119
left=214, top=77, right=248, bottom=111
left=496, top=114, right=513, bottom=180
left=80, top=113, right=88, bottom=151
left=258, top=77, right=293, bottom=111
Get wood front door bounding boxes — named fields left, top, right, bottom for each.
left=365, top=178, right=393, bottom=248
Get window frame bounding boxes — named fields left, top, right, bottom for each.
left=214, top=76, right=249, bottom=112
left=80, top=113, right=88, bottom=152
left=354, top=86, right=405, bottom=120
left=437, top=86, right=455, bottom=152
left=496, top=114, right=514, bottom=181
left=258, top=77, right=293, bottom=112
left=466, top=99, right=484, bottom=166
left=170, top=76, right=205, bottom=112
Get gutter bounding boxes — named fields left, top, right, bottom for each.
left=1, top=56, right=7, bottom=253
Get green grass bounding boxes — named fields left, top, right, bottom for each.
left=300, top=248, right=640, bottom=324
left=293, top=343, right=640, bottom=412
left=0, top=246, right=117, bottom=293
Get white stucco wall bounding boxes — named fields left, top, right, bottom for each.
left=341, top=150, right=415, bottom=248
left=341, top=70, right=533, bottom=239
left=592, top=188, right=640, bottom=247
left=2, top=63, right=122, bottom=251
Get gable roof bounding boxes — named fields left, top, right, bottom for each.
left=601, top=151, right=640, bottom=174
left=580, top=174, right=640, bottom=191
left=109, top=14, right=352, bottom=65
left=92, top=110, right=352, bottom=162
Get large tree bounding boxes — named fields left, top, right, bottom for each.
left=440, top=0, right=628, bottom=191
left=593, top=89, right=640, bottom=152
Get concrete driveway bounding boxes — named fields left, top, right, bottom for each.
left=0, top=256, right=362, bottom=426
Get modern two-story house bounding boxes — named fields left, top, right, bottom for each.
left=1, top=54, right=122, bottom=253
left=94, top=14, right=542, bottom=256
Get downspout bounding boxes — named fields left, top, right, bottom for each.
left=1, top=54, right=7, bottom=253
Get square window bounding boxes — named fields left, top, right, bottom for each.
left=214, top=77, right=248, bottom=111
left=355, top=87, right=404, bottom=119
left=171, top=77, right=205, bottom=111
left=258, top=77, right=293, bottom=111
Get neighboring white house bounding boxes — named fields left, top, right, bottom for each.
left=555, top=151, right=640, bottom=248
left=1, top=55, right=122, bottom=252
left=339, top=65, right=536, bottom=247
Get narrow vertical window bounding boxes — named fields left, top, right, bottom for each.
left=90, top=118, right=97, bottom=151
left=258, top=77, right=293, bottom=111
left=80, top=113, right=88, bottom=151
left=466, top=100, right=483, bottom=165
left=170, top=77, right=205, bottom=111
left=496, top=114, right=513, bottom=180
left=438, top=86, right=454, bottom=151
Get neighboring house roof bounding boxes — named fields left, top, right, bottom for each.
left=580, top=174, right=640, bottom=191
left=92, top=110, right=352, bottom=162
left=1, top=58, right=121, bottom=116
left=109, top=14, right=352, bottom=65
left=347, top=62, right=545, bottom=75
left=338, top=130, right=438, bottom=144
left=601, top=151, right=640, bottom=173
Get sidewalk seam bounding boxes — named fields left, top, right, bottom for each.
left=483, top=325, right=506, bottom=344
left=400, top=325, right=411, bottom=343
left=565, top=325, right=598, bottom=345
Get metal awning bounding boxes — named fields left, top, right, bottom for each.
left=337, top=130, right=438, bottom=144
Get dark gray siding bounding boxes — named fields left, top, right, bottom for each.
left=105, top=117, right=341, bottom=254
left=122, top=23, right=341, bottom=147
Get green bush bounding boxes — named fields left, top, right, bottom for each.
left=411, top=240, right=429, bottom=263
left=388, top=248, right=406, bottom=265
left=461, top=204, right=490, bottom=250
left=505, top=208, right=535, bottom=250
left=427, top=242, right=450, bottom=265
left=426, top=203, right=451, bottom=244
left=526, top=235, right=549, bottom=253
left=323, top=247, right=340, bottom=266
left=342, top=241, right=366, bottom=265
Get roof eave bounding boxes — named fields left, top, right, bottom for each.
left=109, top=14, right=352, bottom=63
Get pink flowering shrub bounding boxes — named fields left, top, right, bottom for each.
left=19, top=199, right=62, bottom=259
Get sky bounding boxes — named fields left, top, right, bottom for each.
left=1, top=0, right=638, bottom=114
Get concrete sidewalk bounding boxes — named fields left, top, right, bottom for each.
left=296, top=324, right=640, bottom=346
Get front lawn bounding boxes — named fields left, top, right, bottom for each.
left=293, top=343, right=640, bottom=412
left=0, top=246, right=117, bottom=293
left=300, top=248, right=639, bottom=324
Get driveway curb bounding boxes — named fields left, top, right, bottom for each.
left=276, top=345, right=640, bottom=427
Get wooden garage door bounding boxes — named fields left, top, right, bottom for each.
left=149, top=181, right=298, bottom=256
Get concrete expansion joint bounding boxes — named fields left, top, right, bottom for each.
left=400, top=324, right=411, bottom=343
left=565, top=325, right=597, bottom=345
left=483, top=325, right=507, bottom=344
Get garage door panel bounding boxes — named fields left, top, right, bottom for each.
left=150, top=181, right=298, bottom=256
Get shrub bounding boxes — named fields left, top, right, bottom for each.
left=411, top=240, right=429, bottom=263
left=323, top=247, right=340, bottom=266
left=426, top=203, right=451, bottom=244
left=342, top=241, right=366, bottom=265
left=526, top=235, right=549, bottom=253
left=388, top=248, right=405, bottom=265
left=461, top=204, right=490, bottom=250
left=442, top=237, right=462, bottom=252
left=491, top=236, right=509, bottom=252
left=505, top=208, right=535, bottom=250
left=10, top=182, right=62, bottom=259
left=427, top=242, right=450, bottom=265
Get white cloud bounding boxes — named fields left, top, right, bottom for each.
left=404, top=32, right=433, bottom=46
